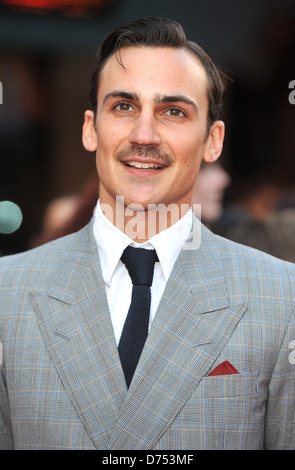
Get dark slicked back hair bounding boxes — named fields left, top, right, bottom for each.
left=89, top=17, right=226, bottom=136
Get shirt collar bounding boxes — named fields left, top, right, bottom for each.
left=93, top=200, right=192, bottom=285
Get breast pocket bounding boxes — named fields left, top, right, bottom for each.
left=200, top=372, right=259, bottom=398
left=198, top=372, right=264, bottom=449
left=168, top=372, right=265, bottom=449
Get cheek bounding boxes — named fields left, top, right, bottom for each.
left=173, top=132, right=202, bottom=158
left=96, top=119, right=129, bottom=156
left=177, top=155, right=202, bottom=194
left=96, top=125, right=113, bottom=150
left=177, top=143, right=201, bottom=176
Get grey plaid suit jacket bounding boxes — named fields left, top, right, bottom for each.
left=1, top=217, right=295, bottom=450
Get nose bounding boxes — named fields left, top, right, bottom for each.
left=128, top=110, right=162, bottom=147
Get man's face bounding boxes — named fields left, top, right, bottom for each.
left=83, top=46, right=224, bottom=214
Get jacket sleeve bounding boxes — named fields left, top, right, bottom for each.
left=264, top=307, right=295, bottom=449
left=0, top=345, right=14, bottom=449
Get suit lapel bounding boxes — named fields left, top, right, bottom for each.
left=30, top=223, right=127, bottom=449
left=109, top=221, right=247, bottom=450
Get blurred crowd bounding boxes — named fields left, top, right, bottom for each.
left=204, top=164, right=295, bottom=263
left=24, top=161, right=295, bottom=264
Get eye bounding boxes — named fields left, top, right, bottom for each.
left=113, top=102, right=134, bottom=112
left=164, top=107, right=186, bottom=118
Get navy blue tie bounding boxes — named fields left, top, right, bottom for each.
left=118, top=245, right=158, bottom=388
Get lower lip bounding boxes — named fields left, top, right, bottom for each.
left=121, top=162, right=167, bottom=176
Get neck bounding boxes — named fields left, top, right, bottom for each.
left=99, top=196, right=191, bottom=243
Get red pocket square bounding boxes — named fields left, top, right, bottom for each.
left=208, top=360, right=239, bottom=377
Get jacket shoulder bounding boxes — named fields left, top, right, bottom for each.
left=215, top=230, right=295, bottom=271
left=0, top=223, right=94, bottom=286
left=209, top=230, right=295, bottom=301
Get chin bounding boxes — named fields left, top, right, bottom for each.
left=125, top=202, right=149, bottom=212
left=122, top=193, right=158, bottom=211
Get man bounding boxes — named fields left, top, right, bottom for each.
left=0, top=17, right=295, bottom=450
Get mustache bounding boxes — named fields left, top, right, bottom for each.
left=114, top=143, right=174, bottom=165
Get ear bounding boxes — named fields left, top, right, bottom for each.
left=203, top=120, right=225, bottom=164
left=82, top=110, right=98, bottom=152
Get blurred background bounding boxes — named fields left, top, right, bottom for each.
left=1, top=0, right=295, bottom=260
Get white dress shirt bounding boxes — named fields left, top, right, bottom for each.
left=93, top=201, right=192, bottom=344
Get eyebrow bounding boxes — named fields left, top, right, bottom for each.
left=103, top=90, right=199, bottom=111
left=154, top=93, right=199, bottom=111
left=103, top=91, right=140, bottom=106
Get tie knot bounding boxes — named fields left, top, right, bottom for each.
left=121, top=245, right=158, bottom=286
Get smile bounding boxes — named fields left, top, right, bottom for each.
left=124, top=161, right=165, bottom=170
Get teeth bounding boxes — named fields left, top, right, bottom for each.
left=126, top=161, right=163, bottom=169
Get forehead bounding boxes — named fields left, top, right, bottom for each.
left=98, top=46, right=209, bottom=104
